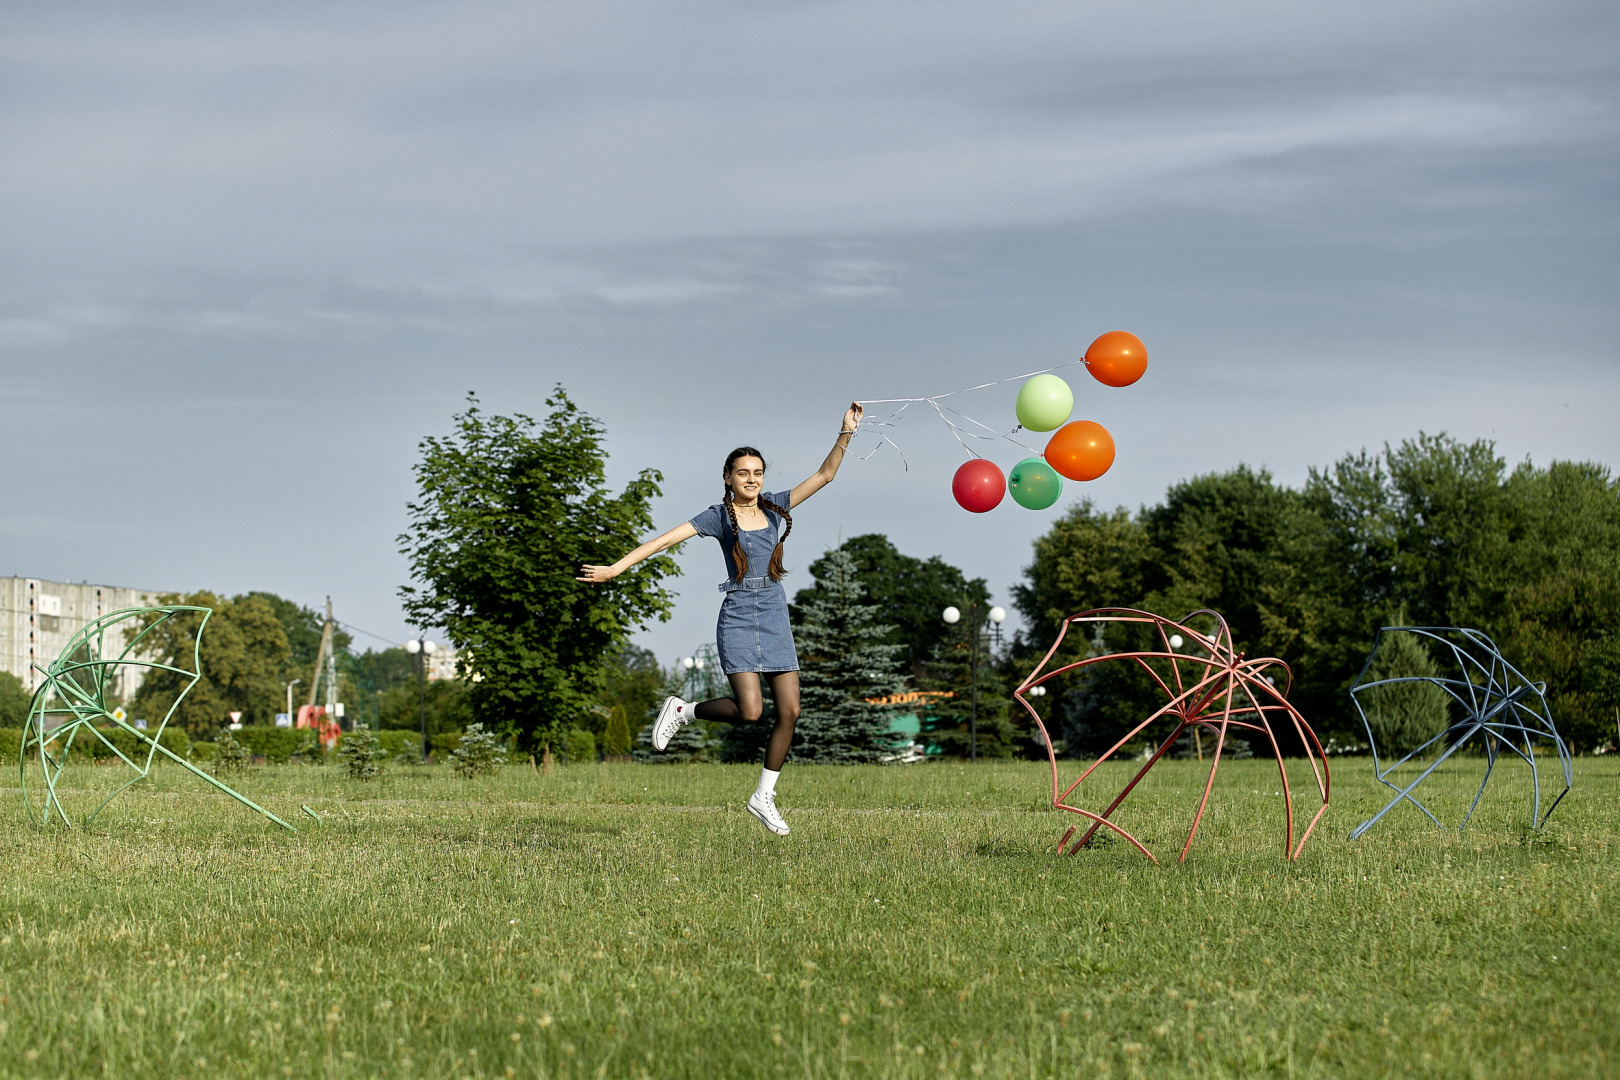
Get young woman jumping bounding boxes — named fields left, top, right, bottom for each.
left=577, top=403, right=863, bottom=835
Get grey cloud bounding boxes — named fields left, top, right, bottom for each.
left=0, top=0, right=1614, bottom=659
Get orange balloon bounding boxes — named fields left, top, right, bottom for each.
left=1044, top=420, right=1115, bottom=481
left=1084, top=330, right=1148, bottom=387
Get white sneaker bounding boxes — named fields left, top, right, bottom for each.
left=652, top=697, right=695, bottom=751
left=746, top=790, right=790, bottom=835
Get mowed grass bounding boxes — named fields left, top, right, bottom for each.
left=0, top=753, right=1615, bottom=1079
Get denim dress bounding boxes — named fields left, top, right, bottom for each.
left=689, top=490, right=800, bottom=676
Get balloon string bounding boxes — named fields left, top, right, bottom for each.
left=853, top=358, right=1082, bottom=463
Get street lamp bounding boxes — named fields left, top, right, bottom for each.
left=943, top=602, right=1005, bottom=763
left=680, top=654, right=706, bottom=698
left=284, top=679, right=301, bottom=725
left=404, top=636, right=437, bottom=762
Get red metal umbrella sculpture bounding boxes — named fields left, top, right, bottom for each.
left=1017, top=608, right=1330, bottom=863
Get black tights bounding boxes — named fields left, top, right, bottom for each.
left=693, top=671, right=800, bottom=771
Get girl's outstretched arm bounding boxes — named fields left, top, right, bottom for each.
left=577, top=521, right=699, bottom=583
left=789, top=402, right=863, bottom=507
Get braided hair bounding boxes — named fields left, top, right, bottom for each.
left=722, top=446, right=793, bottom=582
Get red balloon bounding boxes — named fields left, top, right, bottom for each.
left=952, top=458, right=1006, bottom=513
left=1084, top=331, right=1148, bottom=387
left=1045, top=420, right=1115, bottom=481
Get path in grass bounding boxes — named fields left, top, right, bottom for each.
left=1, top=758, right=1615, bottom=1078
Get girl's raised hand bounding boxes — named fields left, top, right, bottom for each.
left=576, top=564, right=617, bottom=584
left=842, top=401, right=863, bottom=432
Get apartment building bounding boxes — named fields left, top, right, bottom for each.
left=1, top=577, right=162, bottom=697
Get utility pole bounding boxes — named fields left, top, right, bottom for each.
left=307, top=598, right=334, bottom=710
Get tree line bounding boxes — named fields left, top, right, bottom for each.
left=0, top=593, right=473, bottom=742
left=32, top=391, right=1607, bottom=763
left=396, top=391, right=1618, bottom=761
left=1015, top=435, right=1620, bottom=754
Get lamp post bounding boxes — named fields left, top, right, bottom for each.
left=404, top=636, right=437, bottom=762
left=285, top=679, right=301, bottom=725
left=943, top=603, right=1006, bottom=762
left=680, top=654, right=706, bottom=700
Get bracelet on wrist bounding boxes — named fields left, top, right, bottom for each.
left=839, top=429, right=856, bottom=434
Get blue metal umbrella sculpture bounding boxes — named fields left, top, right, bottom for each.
left=1348, top=626, right=1571, bottom=840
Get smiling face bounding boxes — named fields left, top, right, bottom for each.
left=724, top=455, right=766, bottom=503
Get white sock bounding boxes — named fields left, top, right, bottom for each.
left=756, top=767, right=780, bottom=798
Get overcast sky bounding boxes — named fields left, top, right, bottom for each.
left=3, top=1, right=1616, bottom=664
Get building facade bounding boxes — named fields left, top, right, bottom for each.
left=426, top=645, right=458, bottom=681
left=1, top=577, right=162, bottom=698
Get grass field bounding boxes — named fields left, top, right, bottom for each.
left=0, top=754, right=1615, bottom=1079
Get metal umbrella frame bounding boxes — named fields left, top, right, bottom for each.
left=1016, top=608, right=1331, bottom=864
left=20, top=605, right=295, bottom=832
left=1347, top=625, right=1570, bottom=840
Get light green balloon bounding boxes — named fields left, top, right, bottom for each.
left=1015, top=374, right=1074, bottom=432
left=1008, top=456, right=1063, bottom=510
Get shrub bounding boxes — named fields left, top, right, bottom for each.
left=54, top=724, right=192, bottom=764
left=376, top=729, right=421, bottom=762
left=448, top=723, right=507, bottom=778
left=337, top=725, right=387, bottom=781
left=563, top=727, right=597, bottom=764
left=191, top=740, right=218, bottom=763
left=0, top=727, right=21, bottom=764
left=287, top=732, right=319, bottom=764
left=231, top=725, right=312, bottom=764
left=0, top=673, right=32, bottom=728
left=213, top=730, right=252, bottom=776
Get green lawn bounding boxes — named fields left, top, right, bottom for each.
left=0, top=755, right=1615, bottom=1079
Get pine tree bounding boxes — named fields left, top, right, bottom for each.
left=1361, top=622, right=1451, bottom=755
left=448, top=723, right=508, bottom=778
left=337, top=724, right=387, bottom=781
left=792, top=548, right=908, bottom=763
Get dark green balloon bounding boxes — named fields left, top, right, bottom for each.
left=1008, top=456, right=1063, bottom=510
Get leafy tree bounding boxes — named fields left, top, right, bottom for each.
left=1016, top=436, right=1620, bottom=754
left=399, top=390, right=678, bottom=748
left=349, top=646, right=420, bottom=727
left=129, top=593, right=292, bottom=738
left=794, top=535, right=989, bottom=674
left=792, top=548, right=907, bottom=762
left=246, top=592, right=353, bottom=680
left=0, top=671, right=32, bottom=728
left=1013, top=501, right=1152, bottom=650
left=1496, top=459, right=1620, bottom=750
left=603, top=707, right=632, bottom=757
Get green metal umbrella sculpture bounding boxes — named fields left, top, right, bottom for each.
left=20, top=605, right=295, bottom=831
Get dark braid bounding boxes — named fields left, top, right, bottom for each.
left=758, top=494, right=793, bottom=580
left=721, top=446, right=794, bottom=582
left=723, top=489, right=750, bottom=581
